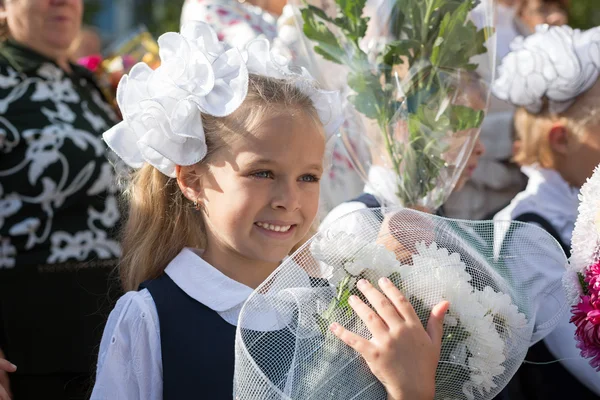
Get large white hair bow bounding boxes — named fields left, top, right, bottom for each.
left=493, top=25, right=600, bottom=114
left=103, top=22, right=343, bottom=177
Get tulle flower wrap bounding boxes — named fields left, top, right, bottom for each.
left=493, top=25, right=600, bottom=114
left=234, top=208, right=569, bottom=400
left=103, top=22, right=343, bottom=177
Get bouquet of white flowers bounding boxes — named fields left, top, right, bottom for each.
left=234, top=208, right=568, bottom=400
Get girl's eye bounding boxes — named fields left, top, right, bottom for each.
left=251, top=170, right=274, bottom=179
left=299, top=174, right=320, bottom=183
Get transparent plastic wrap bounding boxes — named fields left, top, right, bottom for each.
left=234, top=207, right=569, bottom=400
left=287, top=0, right=496, bottom=209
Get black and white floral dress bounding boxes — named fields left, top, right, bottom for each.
left=0, top=40, right=122, bottom=399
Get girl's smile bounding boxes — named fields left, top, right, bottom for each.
left=254, top=221, right=297, bottom=238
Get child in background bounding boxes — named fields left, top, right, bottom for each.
left=518, top=0, right=568, bottom=32
left=91, top=22, right=448, bottom=400
left=493, top=24, right=600, bottom=399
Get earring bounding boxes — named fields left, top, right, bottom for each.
left=193, top=199, right=201, bottom=210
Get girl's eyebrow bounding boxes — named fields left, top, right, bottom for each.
left=245, top=158, right=323, bottom=172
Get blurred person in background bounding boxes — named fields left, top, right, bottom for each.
left=69, top=25, right=102, bottom=61
left=180, top=0, right=284, bottom=48
left=444, top=0, right=569, bottom=220
left=519, top=0, right=569, bottom=32
left=493, top=24, right=600, bottom=399
left=0, top=0, right=121, bottom=399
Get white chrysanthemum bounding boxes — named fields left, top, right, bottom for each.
left=311, top=231, right=400, bottom=285
left=399, top=242, right=507, bottom=397
left=400, top=242, right=473, bottom=307
left=310, top=231, right=366, bottom=268
left=477, top=286, right=528, bottom=336
left=570, top=164, right=600, bottom=273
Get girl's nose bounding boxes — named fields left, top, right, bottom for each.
left=271, top=180, right=301, bottom=211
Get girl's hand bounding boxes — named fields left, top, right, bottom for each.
left=0, top=357, right=16, bottom=400
left=330, top=277, right=449, bottom=400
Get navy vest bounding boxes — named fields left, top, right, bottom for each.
left=141, top=273, right=329, bottom=399
left=140, top=273, right=237, bottom=399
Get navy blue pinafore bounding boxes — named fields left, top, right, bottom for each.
left=140, top=273, right=328, bottom=399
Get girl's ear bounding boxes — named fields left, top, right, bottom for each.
left=176, top=164, right=203, bottom=204
left=547, top=123, right=570, bottom=156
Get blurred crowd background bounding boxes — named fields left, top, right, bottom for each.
left=81, top=0, right=600, bottom=44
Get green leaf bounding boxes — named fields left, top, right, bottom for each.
left=430, top=2, right=487, bottom=68
left=347, top=71, right=384, bottom=119
left=383, top=39, right=421, bottom=66
left=449, top=105, right=485, bottom=131
left=304, top=4, right=335, bottom=24
left=334, top=0, right=369, bottom=41
left=301, top=8, right=345, bottom=64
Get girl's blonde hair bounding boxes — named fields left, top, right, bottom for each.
left=513, top=82, right=600, bottom=167
left=119, top=75, right=322, bottom=291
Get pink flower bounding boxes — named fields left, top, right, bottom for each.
left=571, top=295, right=600, bottom=371
left=585, top=261, right=600, bottom=298
left=77, top=55, right=102, bottom=72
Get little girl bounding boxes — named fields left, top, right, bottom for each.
left=493, top=24, right=600, bottom=399
left=91, top=22, right=448, bottom=400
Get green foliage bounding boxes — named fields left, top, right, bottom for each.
left=137, top=0, right=186, bottom=37
left=568, top=0, right=600, bottom=30
left=302, top=0, right=489, bottom=207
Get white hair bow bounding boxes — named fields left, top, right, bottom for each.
left=103, top=21, right=343, bottom=177
left=493, top=24, right=600, bottom=114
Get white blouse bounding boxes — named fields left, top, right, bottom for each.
left=495, top=165, right=600, bottom=395
left=90, top=248, right=254, bottom=400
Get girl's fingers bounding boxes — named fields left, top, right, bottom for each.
left=0, top=385, right=9, bottom=400
left=356, top=279, right=403, bottom=328
left=348, top=292, right=389, bottom=336
left=426, top=300, right=450, bottom=350
left=378, top=277, right=421, bottom=325
left=330, top=322, right=373, bottom=359
left=0, top=360, right=15, bottom=373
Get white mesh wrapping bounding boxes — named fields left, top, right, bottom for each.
left=234, top=208, right=568, bottom=399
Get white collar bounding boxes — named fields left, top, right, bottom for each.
left=518, top=165, right=580, bottom=243
left=364, top=165, right=402, bottom=207
left=521, top=165, right=580, bottom=215
left=164, top=248, right=314, bottom=330
left=165, top=248, right=253, bottom=313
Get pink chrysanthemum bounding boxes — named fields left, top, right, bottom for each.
left=571, top=295, right=600, bottom=371
left=585, top=261, right=600, bottom=299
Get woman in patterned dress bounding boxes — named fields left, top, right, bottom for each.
left=0, top=1, right=121, bottom=398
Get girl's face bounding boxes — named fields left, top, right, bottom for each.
left=520, top=0, right=567, bottom=31
left=195, top=111, right=325, bottom=268
left=455, top=138, right=485, bottom=191
left=566, top=124, right=600, bottom=188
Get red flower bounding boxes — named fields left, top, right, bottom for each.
left=571, top=295, right=600, bottom=371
